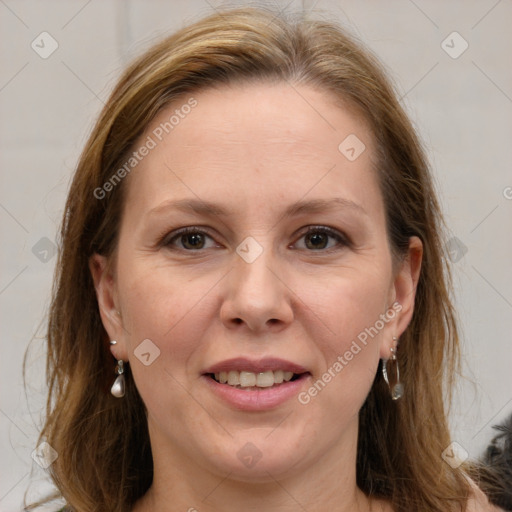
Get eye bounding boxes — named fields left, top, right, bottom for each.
left=163, top=227, right=218, bottom=251
left=162, top=225, right=349, bottom=252
left=293, top=226, right=349, bottom=252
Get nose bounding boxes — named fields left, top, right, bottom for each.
left=219, top=241, right=294, bottom=333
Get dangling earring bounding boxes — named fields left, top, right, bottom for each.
left=109, top=341, right=126, bottom=398
left=382, top=336, right=403, bottom=400
left=111, top=359, right=125, bottom=398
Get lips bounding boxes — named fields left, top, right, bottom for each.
left=202, top=357, right=311, bottom=405
left=202, top=370, right=311, bottom=411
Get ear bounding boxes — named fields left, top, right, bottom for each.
left=89, top=253, right=129, bottom=361
left=380, top=236, right=423, bottom=358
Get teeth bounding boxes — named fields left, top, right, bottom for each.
left=227, top=371, right=239, bottom=386
left=212, top=370, right=298, bottom=388
left=283, top=371, right=293, bottom=381
left=239, top=371, right=257, bottom=387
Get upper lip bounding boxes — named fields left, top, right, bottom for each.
left=203, top=357, right=309, bottom=375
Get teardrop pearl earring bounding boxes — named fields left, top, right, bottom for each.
left=109, top=341, right=125, bottom=398
left=110, top=360, right=125, bottom=398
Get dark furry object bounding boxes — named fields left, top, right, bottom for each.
left=480, top=413, right=512, bottom=510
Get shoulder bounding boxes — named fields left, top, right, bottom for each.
left=465, top=476, right=507, bottom=512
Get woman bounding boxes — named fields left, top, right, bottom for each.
left=26, top=6, right=503, bottom=512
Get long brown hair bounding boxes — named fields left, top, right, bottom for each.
left=26, top=6, right=476, bottom=511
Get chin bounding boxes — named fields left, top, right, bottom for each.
left=219, top=454, right=306, bottom=483
left=203, top=432, right=311, bottom=482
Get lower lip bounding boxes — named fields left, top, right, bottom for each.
left=202, top=374, right=311, bottom=411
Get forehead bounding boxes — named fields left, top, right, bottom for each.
left=145, top=81, right=372, bottom=155
left=122, top=81, right=383, bottom=222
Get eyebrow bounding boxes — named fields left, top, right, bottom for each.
left=148, top=197, right=368, bottom=219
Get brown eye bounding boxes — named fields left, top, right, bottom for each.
left=295, top=226, right=348, bottom=252
left=164, top=228, right=217, bottom=251
left=180, top=232, right=206, bottom=249
left=305, top=231, right=329, bottom=250
left=162, top=225, right=348, bottom=253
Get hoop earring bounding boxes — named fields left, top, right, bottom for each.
left=110, top=359, right=126, bottom=398
left=382, top=336, right=403, bottom=400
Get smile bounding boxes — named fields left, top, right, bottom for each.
left=210, top=370, right=301, bottom=389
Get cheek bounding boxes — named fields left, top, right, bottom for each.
left=116, top=262, right=222, bottom=389
left=295, top=267, right=389, bottom=411
left=298, top=263, right=391, bottom=355
left=119, top=258, right=218, bottom=338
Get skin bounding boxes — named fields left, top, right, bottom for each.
left=90, top=81, right=423, bottom=512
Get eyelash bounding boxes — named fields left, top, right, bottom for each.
left=161, top=225, right=350, bottom=253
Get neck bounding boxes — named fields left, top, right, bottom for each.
left=132, top=419, right=386, bottom=512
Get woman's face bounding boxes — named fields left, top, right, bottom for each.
left=92, top=81, right=421, bottom=482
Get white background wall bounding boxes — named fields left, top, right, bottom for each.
left=1, top=0, right=511, bottom=510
